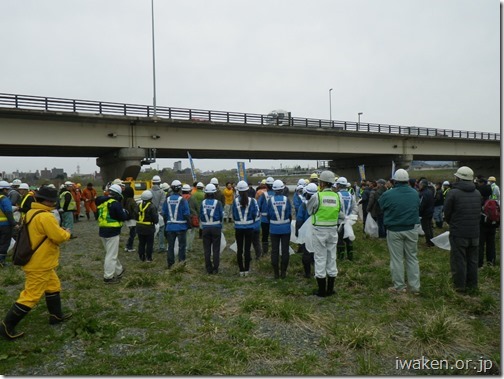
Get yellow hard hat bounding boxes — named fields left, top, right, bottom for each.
left=310, top=173, right=318, bottom=179
left=488, top=176, right=496, bottom=182
left=261, top=179, right=267, bottom=184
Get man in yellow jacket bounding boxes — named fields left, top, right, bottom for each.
left=0, top=186, right=71, bottom=340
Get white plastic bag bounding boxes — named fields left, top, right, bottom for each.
left=297, top=220, right=314, bottom=252
left=290, top=220, right=300, bottom=244
left=220, top=233, right=227, bottom=254
left=8, top=238, right=15, bottom=253
left=364, top=216, right=379, bottom=238
left=416, top=223, right=425, bottom=236
left=343, top=214, right=358, bottom=241
left=229, top=241, right=237, bottom=253
left=431, top=231, right=450, bottom=250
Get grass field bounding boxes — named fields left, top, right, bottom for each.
left=0, top=216, right=500, bottom=375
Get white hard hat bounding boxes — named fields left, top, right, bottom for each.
left=296, top=184, right=304, bottom=191
left=297, top=179, right=306, bottom=187
left=204, top=183, right=217, bottom=193
left=319, top=170, right=336, bottom=184
left=171, top=180, right=182, bottom=187
left=265, top=177, right=275, bottom=185
left=236, top=180, right=249, bottom=192
left=304, top=183, right=318, bottom=195
left=11, top=179, right=22, bottom=186
left=196, top=182, right=205, bottom=189
left=272, top=180, right=285, bottom=191
left=336, top=177, right=348, bottom=186
left=109, top=184, right=122, bottom=195
left=182, top=184, right=192, bottom=192
left=454, top=166, right=474, bottom=181
left=64, top=181, right=74, bottom=186
left=47, top=184, right=56, bottom=189
left=112, top=178, right=123, bottom=185
left=0, top=180, right=11, bottom=189
left=442, top=181, right=450, bottom=186
left=160, top=182, right=170, bottom=190
left=210, top=177, right=219, bottom=185
left=141, top=190, right=153, bottom=201
left=393, top=169, right=409, bottom=182
left=19, top=183, right=30, bottom=190
left=152, top=175, right=161, bottom=183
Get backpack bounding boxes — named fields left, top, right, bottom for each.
left=483, top=199, right=500, bottom=225
left=12, top=210, right=47, bottom=266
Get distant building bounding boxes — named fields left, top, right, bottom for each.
left=174, top=161, right=182, bottom=172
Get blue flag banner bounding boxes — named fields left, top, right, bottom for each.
left=187, top=151, right=197, bottom=182
left=237, top=162, right=247, bottom=182
left=358, top=165, right=366, bottom=181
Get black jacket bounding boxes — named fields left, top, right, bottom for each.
left=444, top=181, right=481, bottom=238
left=419, top=187, right=434, bottom=218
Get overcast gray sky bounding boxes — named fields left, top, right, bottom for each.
left=1, top=0, right=500, bottom=176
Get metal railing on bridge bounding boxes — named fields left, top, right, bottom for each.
left=0, top=93, right=499, bottom=141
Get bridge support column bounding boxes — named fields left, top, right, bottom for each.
left=457, top=158, right=501, bottom=179
left=96, top=148, right=149, bottom=182
left=328, top=154, right=413, bottom=182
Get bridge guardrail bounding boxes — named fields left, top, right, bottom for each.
left=0, top=93, right=499, bottom=141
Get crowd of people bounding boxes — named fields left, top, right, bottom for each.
left=0, top=166, right=500, bottom=339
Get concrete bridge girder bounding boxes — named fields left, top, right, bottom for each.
left=96, top=148, right=148, bottom=182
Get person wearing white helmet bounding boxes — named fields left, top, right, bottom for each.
left=163, top=179, right=191, bottom=268
left=266, top=180, right=292, bottom=279
left=296, top=183, right=318, bottom=278
left=150, top=175, right=167, bottom=253
left=306, top=170, right=340, bottom=297
left=293, top=184, right=305, bottom=216
left=18, top=183, right=35, bottom=219
left=134, top=190, right=159, bottom=262
left=378, top=169, right=421, bottom=295
left=0, top=186, right=72, bottom=341
left=59, top=182, right=77, bottom=238
left=8, top=179, right=22, bottom=211
left=209, top=178, right=224, bottom=204
left=232, top=180, right=260, bottom=276
left=443, top=166, right=482, bottom=293
left=0, top=181, right=16, bottom=267
left=334, top=177, right=358, bottom=261
left=96, top=184, right=128, bottom=284
left=199, top=183, right=224, bottom=274
left=257, top=176, right=275, bottom=256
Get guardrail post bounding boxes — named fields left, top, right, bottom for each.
left=73, top=100, right=76, bottom=112
left=208, top=110, right=211, bottom=122
left=45, top=97, right=48, bottom=111
left=14, top=95, right=18, bottom=108
left=123, top=104, right=127, bottom=116
left=99, top=102, right=102, bottom=114
left=227, top=112, right=230, bottom=123
left=244, top=113, right=247, bottom=124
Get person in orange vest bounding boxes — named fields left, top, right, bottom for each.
left=82, top=182, right=98, bottom=221
left=72, top=184, right=82, bottom=222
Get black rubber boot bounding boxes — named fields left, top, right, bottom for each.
left=326, top=276, right=336, bottom=296
left=337, top=247, right=345, bottom=261
left=0, top=303, right=30, bottom=340
left=45, top=292, right=72, bottom=325
left=303, top=262, right=311, bottom=278
left=314, top=277, right=326, bottom=297
left=347, top=247, right=354, bottom=261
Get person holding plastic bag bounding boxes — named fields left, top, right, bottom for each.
left=199, top=184, right=224, bottom=274
left=306, top=171, right=341, bottom=297
left=296, top=183, right=318, bottom=278
left=378, top=169, right=421, bottom=295
left=333, top=177, right=358, bottom=261
left=232, top=181, right=259, bottom=276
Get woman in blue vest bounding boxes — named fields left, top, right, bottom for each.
left=267, top=180, right=292, bottom=279
left=199, top=184, right=224, bottom=274
left=232, top=181, right=259, bottom=276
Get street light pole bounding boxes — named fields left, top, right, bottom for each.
left=358, top=112, right=363, bottom=131
left=151, top=0, right=157, bottom=117
left=329, top=88, right=333, bottom=124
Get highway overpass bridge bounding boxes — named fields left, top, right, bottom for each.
left=0, top=93, right=500, bottom=181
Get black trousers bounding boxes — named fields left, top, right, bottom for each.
left=202, top=227, right=221, bottom=273
left=421, top=216, right=434, bottom=245
left=449, top=235, right=479, bottom=291
left=235, top=228, right=253, bottom=272
left=137, top=232, right=154, bottom=261
left=271, top=233, right=290, bottom=272
left=479, top=223, right=497, bottom=267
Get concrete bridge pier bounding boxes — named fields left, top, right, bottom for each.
left=96, top=147, right=149, bottom=182
left=329, top=154, right=413, bottom=182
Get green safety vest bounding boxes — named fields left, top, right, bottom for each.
left=311, top=190, right=340, bottom=227
left=59, top=191, right=76, bottom=211
left=98, top=198, right=123, bottom=228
